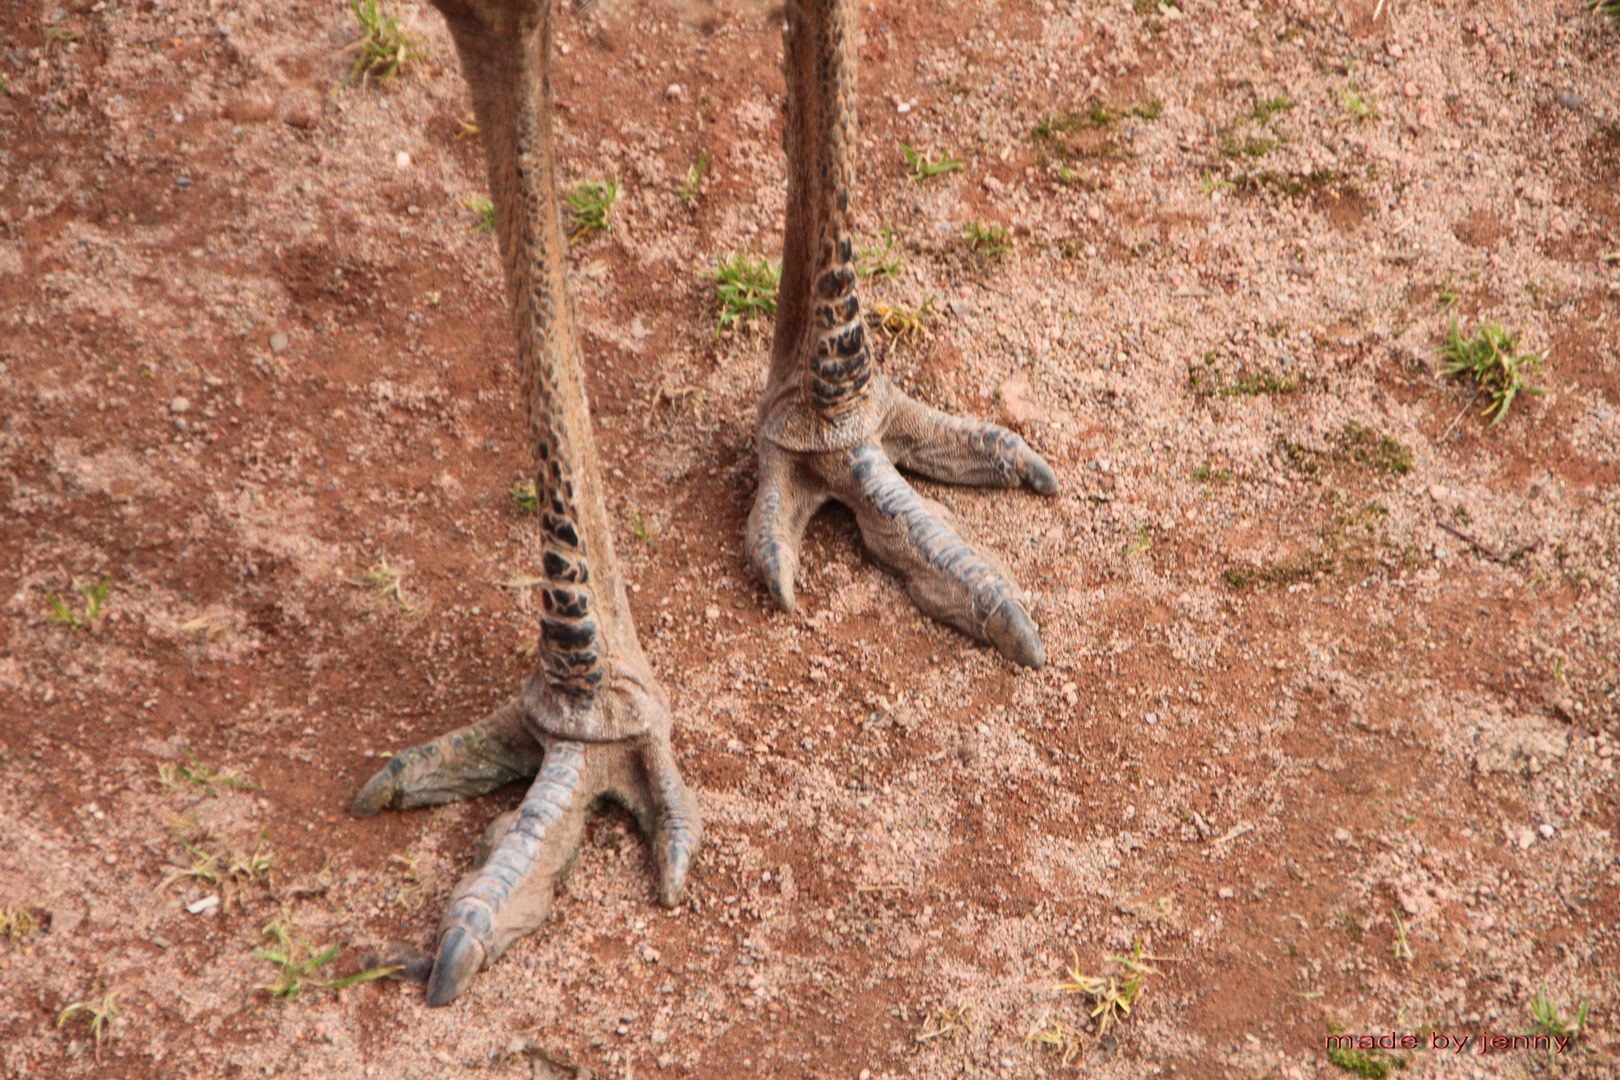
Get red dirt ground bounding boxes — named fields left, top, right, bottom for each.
left=2, top=1, right=1618, bottom=1078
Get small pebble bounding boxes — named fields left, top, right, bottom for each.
left=1144, top=712, right=1158, bottom=725
left=176, top=175, right=191, bottom=188
left=664, top=83, right=683, bottom=100
left=1218, top=887, right=1235, bottom=899
left=1086, top=205, right=1102, bottom=223
left=1428, top=484, right=1448, bottom=502
left=394, top=150, right=411, bottom=168
left=1402, top=82, right=1419, bottom=99
left=1555, top=91, right=1583, bottom=112
left=270, top=332, right=289, bottom=354
left=169, top=396, right=190, bottom=414
left=186, top=895, right=220, bottom=914
left=1537, top=823, right=1555, bottom=839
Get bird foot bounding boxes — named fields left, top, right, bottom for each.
left=748, top=376, right=1058, bottom=668
left=352, top=690, right=700, bottom=1006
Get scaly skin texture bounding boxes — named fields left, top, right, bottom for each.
left=352, top=0, right=1055, bottom=1007
left=351, top=0, right=699, bottom=1008
left=750, top=0, right=1058, bottom=669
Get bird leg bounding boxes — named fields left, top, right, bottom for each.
left=748, top=0, right=1059, bottom=669
left=351, top=0, right=700, bottom=1006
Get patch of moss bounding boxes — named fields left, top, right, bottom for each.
left=1231, top=168, right=1342, bottom=198
left=1327, top=1046, right=1392, bottom=1079
left=1282, top=423, right=1412, bottom=476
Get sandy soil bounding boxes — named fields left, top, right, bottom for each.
left=2, top=0, right=1619, bottom=1078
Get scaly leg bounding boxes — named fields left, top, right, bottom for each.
left=351, top=0, right=700, bottom=1006
left=749, top=0, right=1058, bottom=669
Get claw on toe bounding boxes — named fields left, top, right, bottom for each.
left=426, top=924, right=487, bottom=1007
left=745, top=443, right=826, bottom=615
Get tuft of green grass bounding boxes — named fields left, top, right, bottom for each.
left=157, top=754, right=258, bottom=794
left=963, top=220, right=1011, bottom=258
left=1527, top=987, right=1589, bottom=1065
left=899, top=142, right=963, bottom=181
left=342, top=0, right=426, bottom=87
left=158, top=836, right=269, bottom=892
left=565, top=179, right=618, bottom=242
left=1342, top=88, right=1378, bottom=121
left=465, top=196, right=495, bottom=233
left=704, top=253, right=780, bottom=331
left=1126, top=99, right=1163, bottom=121
left=1440, top=317, right=1547, bottom=426
left=1025, top=1015, right=1086, bottom=1066
left=1392, top=909, right=1413, bottom=960
left=676, top=149, right=710, bottom=203
left=58, top=991, right=119, bottom=1062
left=1054, top=940, right=1166, bottom=1037
left=857, top=222, right=903, bottom=281
left=256, top=917, right=400, bottom=1001
left=358, top=554, right=414, bottom=612
left=917, top=1000, right=974, bottom=1043
left=46, top=576, right=110, bottom=630
left=510, top=480, right=538, bottom=513
left=1592, top=0, right=1620, bottom=25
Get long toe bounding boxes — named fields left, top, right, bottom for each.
left=424, top=740, right=592, bottom=1005
left=351, top=697, right=545, bottom=817
left=639, top=737, right=702, bottom=907
left=746, top=441, right=829, bottom=613
left=835, top=444, right=1046, bottom=669
left=882, top=391, right=1060, bottom=495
